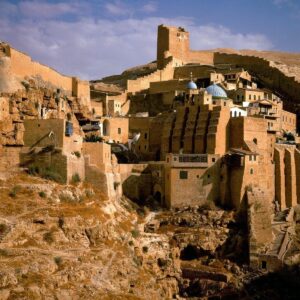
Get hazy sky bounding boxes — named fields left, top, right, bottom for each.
left=0, top=0, right=299, bottom=79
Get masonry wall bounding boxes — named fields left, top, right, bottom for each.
left=6, top=46, right=91, bottom=105
left=164, top=161, right=220, bottom=208
left=82, top=142, right=111, bottom=172
left=23, top=119, right=65, bottom=148
left=281, top=110, right=297, bottom=132
left=102, top=117, right=129, bottom=143
left=126, top=57, right=175, bottom=94
left=9, top=47, right=73, bottom=93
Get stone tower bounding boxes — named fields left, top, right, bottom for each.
left=157, top=25, right=190, bottom=69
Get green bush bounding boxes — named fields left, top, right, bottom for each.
left=71, top=173, right=81, bottom=184
left=131, top=229, right=140, bottom=239
left=9, top=185, right=21, bottom=198
left=39, top=191, right=46, bottom=198
left=43, top=231, right=54, bottom=244
left=0, top=223, right=8, bottom=234
left=54, top=256, right=62, bottom=266
left=43, top=169, right=63, bottom=183
left=27, top=165, right=64, bottom=183
left=73, top=151, right=81, bottom=158
left=28, top=164, right=40, bottom=175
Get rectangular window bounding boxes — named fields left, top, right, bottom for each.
left=118, top=128, right=121, bottom=134
left=179, top=170, right=188, bottom=179
left=144, top=133, right=148, bottom=139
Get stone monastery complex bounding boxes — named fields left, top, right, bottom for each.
left=1, top=25, right=300, bottom=272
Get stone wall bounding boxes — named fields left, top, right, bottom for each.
left=9, top=47, right=73, bottom=92
left=164, top=160, right=220, bottom=208
left=0, top=145, right=22, bottom=173
left=82, top=142, right=111, bottom=172
left=4, top=45, right=91, bottom=106
left=102, top=117, right=129, bottom=143
left=23, top=119, right=65, bottom=148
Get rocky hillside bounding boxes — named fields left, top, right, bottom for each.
left=90, top=61, right=157, bottom=93
left=219, top=48, right=300, bottom=82
left=0, top=173, right=180, bottom=299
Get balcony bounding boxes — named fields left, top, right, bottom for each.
left=165, top=153, right=219, bottom=168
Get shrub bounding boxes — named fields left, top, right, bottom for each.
left=131, top=229, right=140, bottom=239
left=85, top=189, right=94, bottom=198
left=54, top=256, right=62, bottom=266
left=43, top=169, right=63, bottom=183
left=43, top=231, right=54, bottom=244
left=73, top=151, right=81, bottom=158
left=0, top=223, right=8, bottom=234
left=27, top=165, right=64, bottom=184
left=9, top=185, right=21, bottom=198
left=71, top=173, right=81, bottom=184
left=28, top=164, right=40, bottom=175
left=39, top=191, right=46, bottom=198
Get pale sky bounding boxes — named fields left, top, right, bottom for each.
left=0, top=0, right=299, bottom=79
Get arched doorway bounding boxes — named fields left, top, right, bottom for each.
left=153, top=184, right=163, bottom=206
left=103, top=119, right=110, bottom=136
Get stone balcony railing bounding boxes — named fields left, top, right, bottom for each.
left=165, top=153, right=219, bottom=167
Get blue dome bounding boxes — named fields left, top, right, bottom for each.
left=206, top=84, right=227, bottom=98
left=187, top=81, right=197, bottom=90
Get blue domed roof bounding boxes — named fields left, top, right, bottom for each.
left=206, top=84, right=227, bottom=98
left=187, top=81, right=197, bottom=90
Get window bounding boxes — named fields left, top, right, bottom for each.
left=212, top=158, right=216, bottom=162
left=144, top=145, right=147, bottom=150
left=254, top=95, right=256, bottom=100
left=179, top=170, right=188, bottom=179
left=250, top=168, right=254, bottom=175
left=118, top=128, right=121, bottom=134
left=144, top=133, right=148, bottom=139
left=253, top=138, right=257, bottom=145
left=213, top=101, right=216, bottom=105
left=249, top=155, right=253, bottom=161
left=261, top=261, right=267, bottom=269
left=249, top=94, right=251, bottom=100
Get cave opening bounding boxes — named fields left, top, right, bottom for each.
left=180, top=245, right=211, bottom=260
